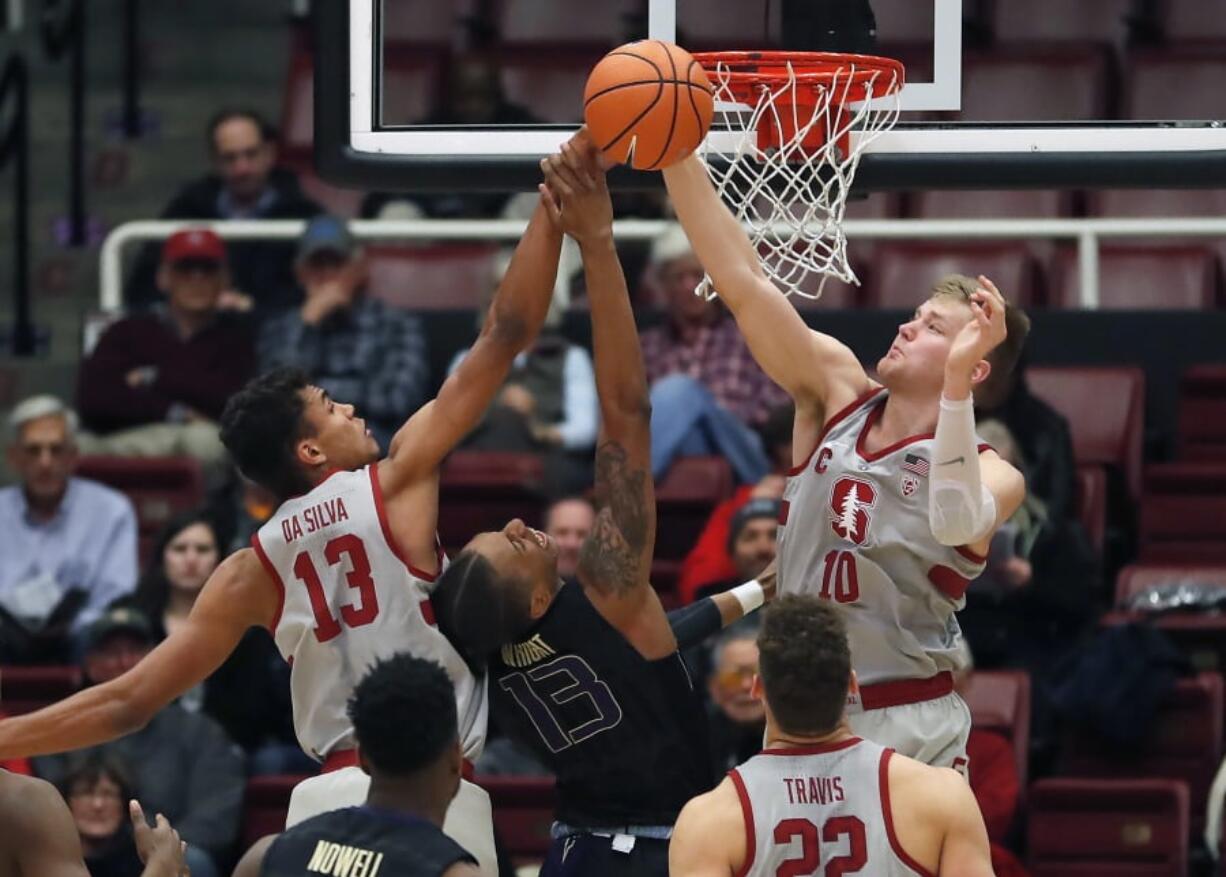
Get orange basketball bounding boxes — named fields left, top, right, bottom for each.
left=583, top=40, right=714, bottom=171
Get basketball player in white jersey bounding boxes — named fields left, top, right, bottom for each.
left=670, top=594, right=993, bottom=876
left=661, top=155, right=1029, bottom=770
left=0, top=197, right=566, bottom=877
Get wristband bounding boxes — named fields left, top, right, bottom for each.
left=729, top=581, right=765, bottom=615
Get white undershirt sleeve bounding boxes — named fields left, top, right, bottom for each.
left=928, top=395, right=997, bottom=546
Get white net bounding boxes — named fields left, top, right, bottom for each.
left=695, top=57, right=903, bottom=301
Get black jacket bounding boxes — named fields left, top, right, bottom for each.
left=124, top=167, right=321, bottom=314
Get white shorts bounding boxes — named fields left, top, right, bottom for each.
left=847, top=690, right=972, bottom=775
left=286, top=767, right=498, bottom=877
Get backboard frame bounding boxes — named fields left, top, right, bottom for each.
left=314, top=0, right=1226, bottom=192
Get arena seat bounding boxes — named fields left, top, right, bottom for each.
left=1050, top=245, right=1220, bottom=310
left=1027, top=367, right=1145, bottom=504
left=959, top=45, right=1114, bottom=122
left=961, top=670, right=1031, bottom=791
left=297, top=172, right=365, bottom=220
left=1075, top=465, right=1108, bottom=555
left=1125, top=47, right=1226, bottom=120
left=75, top=456, right=205, bottom=565
left=1178, top=365, right=1226, bottom=461
left=654, top=456, right=735, bottom=568
left=1108, top=564, right=1226, bottom=674
left=1027, top=778, right=1189, bottom=876
left=498, top=0, right=637, bottom=44
left=1139, top=463, right=1226, bottom=564
left=0, top=665, right=81, bottom=715
left=1059, top=672, right=1223, bottom=837
left=365, top=243, right=500, bottom=311
left=437, top=452, right=547, bottom=556
left=989, top=0, right=1134, bottom=47
left=864, top=242, right=1042, bottom=309
left=909, top=189, right=1073, bottom=221
left=240, top=775, right=308, bottom=852
left=479, top=776, right=556, bottom=864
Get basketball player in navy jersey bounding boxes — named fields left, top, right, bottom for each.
left=661, top=154, right=1030, bottom=772
left=431, top=135, right=772, bottom=877
left=670, top=594, right=993, bottom=876
left=233, top=654, right=479, bottom=877
left=0, top=193, right=567, bottom=877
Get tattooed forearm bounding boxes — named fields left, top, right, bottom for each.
left=578, top=439, right=652, bottom=595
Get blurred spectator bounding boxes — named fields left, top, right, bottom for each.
left=693, top=498, right=780, bottom=603
left=125, top=109, right=321, bottom=314
left=116, top=510, right=306, bottom=775
left=677, top=404, right=792, bottom=602
left=640, top=225, right=788, bottom=483
left=0, top=396, right=138, bottom=659
left=57, top=755, right=145, bottom=877
left=975, top=350, right=1077, bottom=523
left=78, top=229, right=256, bottom=486
left=706, top=624, right=765, bottom=774
left=363, top=55, right=540, bottom=221
left=258, top=216, right=429, bottom=450
left=449, top=258, right=598, bottom=497
left=543, top=496, right=595, bottom=582
left=34, top=607, right=245, bottom=877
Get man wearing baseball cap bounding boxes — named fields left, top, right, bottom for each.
left=76, top=227, right=256, bottom=484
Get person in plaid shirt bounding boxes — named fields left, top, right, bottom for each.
left=258, top=216, right=429, bottom=450
left=640, top=226, right=788, bottom=483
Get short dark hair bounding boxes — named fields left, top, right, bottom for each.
left=219, top=368, right=314, bottom=501
left=207, top=108, right=276, bottom=153
left=757, top=594, right=851, bottom=737
left=348, top=654, right=456, bottom=777
left=57, top=753, right=136, bottom=806
left=432, top=550, right=534, bottom=673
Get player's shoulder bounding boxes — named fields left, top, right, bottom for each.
left=676, top=774, right=743, bottom=835
left=0, top=770, right=65, bottom=823
left=887, top=751, right=976, bottom=817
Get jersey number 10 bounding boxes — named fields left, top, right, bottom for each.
left=292, top=535, right=380, bottom=642
left=819, top=550, right=860, bottom=603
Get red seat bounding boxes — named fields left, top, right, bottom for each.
left=1050, top=245, right=1220, bottom=310
left=960, top=45, right=1114, bottom=122
left=1027, top=778, right=1189, bottom=876
left=1109, top=564, right=1226, bottom=674
left=438, top=452, right=546, bottom=555
left=865, top=242, right=1041, bottom=309
left=1179, top=365, right=1226, bottom=461
left=297, top=172, right=365, bottom=220
left=960, top=670, right=1031, bottom=790
left=654, top=456, right=734, bottom=565
left=1075, top=465, right=1108, bottom=555
left=1158, top=0, right=1226, bottom=42
left=1059, top=672, right=1223, bottom=837
left=1125, top=47, right=1226, bottom=120
left=909, top=189, right=1073, bottom=221
left=479, top=776, right=556, bottom=864
left=1027, top=367, right=1145, bottom=504
left=75, top=456, right=205, bottom=565
left=1087, top=187, right=1226, bottom=221
left=240, top=775, right=307, bottom=852
left=497, top=45, right=606, bottom=124
left=0, top=665, right=81, bottom=715
left=990, top=0, right=1134, bottom=46
left=1140, top=463, right=1226, bottom=564
left=365, top=244, right=500, bottom=311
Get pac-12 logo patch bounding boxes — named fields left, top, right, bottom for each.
left=901, top=473, right=920, bottom=498
left=829, top=477, right=877, bottom=545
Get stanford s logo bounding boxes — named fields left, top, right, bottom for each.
left=829, top=477, right=877, bottom=545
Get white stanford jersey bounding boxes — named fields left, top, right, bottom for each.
left=252, top=465, right=487, bottom=762
left=777, top=388, right=988, bottom=686
left=730, top=737, right=933, bottom=877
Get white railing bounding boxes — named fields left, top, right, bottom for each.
left=99, top=217, right=1226, bottom=313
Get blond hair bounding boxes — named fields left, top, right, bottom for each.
left=928, top=274, right=1031, bottom=381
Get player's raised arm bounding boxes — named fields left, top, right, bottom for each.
left=539, top=135, right=665, bottom=637
left=661, top=154, right=871, bottom=411
left=380, top=197, right=564, bottom=489
left=0, top=550, right=271, bottom=759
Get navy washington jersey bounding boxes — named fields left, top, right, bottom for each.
left=488, top=581, right=714, bottom=827
left=260, top=806, right=474, bottom=877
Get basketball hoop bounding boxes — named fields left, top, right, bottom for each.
left=691, top=51, right=904, bottom=300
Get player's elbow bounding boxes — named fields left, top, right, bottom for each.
left=600, top=392, right=651, bottom=431
left=108, top=685, right=157, bottom=737
left=484, top=308, right=531, bottom=352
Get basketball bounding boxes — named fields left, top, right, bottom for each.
left=583, top=40, right=714, bottom=171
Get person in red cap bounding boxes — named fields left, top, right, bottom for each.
left=76, top=227, right=256, bottom=485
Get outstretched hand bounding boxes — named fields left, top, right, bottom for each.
left=946, top=275, right=1008, bottom=377
left=538, top=128, right=614, bottom=245
left=131, top=800, right=189, bottom=876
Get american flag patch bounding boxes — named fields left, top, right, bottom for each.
left=902, top=453, right=929, bottom=477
